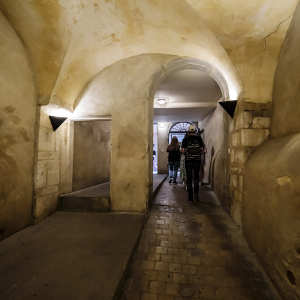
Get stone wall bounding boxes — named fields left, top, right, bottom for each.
left=72, top=55, right=179, bottom=212
left=200, top=104, right=231, bottom=211
left=34, top=107, right=73, bottom=224
left=242, top=3, right=300, bottom=299
left=229, top=100, right=271, bottom=227
left=157, top=122, right=173, bottom=174
left=0, top=12, right=37, bottom=240
left=73, top=121, right=111, bottom=191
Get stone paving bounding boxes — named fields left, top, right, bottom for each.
left=120, top=180, right=281, bottom=300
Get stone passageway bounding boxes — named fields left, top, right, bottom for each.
left=120, top=180, right=281, bottom=300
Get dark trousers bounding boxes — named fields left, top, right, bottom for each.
left=186, top=160, right=200, bottom=200
left=169, top=161, right=180, bottom=182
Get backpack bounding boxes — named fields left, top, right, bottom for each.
left=186, top=138, right=202, bottom=154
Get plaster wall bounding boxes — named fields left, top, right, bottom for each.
left=188, top=0, right=298, bottom=103
left=73, top=121, right=111, bottom=191
left=34, top=107, right=73, bottom=224
left=243, top=3, right=300, bottom=299
left=157, top=122, right=173, bottom=174
left=0, top=0, right=242, bottom=110
left=0, top=0, right=87, bottom=104
left=200, top=105, right=230, bottom=210
left=0, top=0, right=297, bottom=115
left=0, top=12, right=37, bottom=239
left=50, top=0, right=242, bottom=108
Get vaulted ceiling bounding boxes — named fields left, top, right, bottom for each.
left=0, top=0, right=298, bottom=113
left=154, top=69, right=222, bottom=122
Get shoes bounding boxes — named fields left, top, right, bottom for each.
left=173, top=181, right=177, bottom=184
left=188, top=199, right=193, bottom=202
left=194, top=193, right=199, bottom=199
left=169, top=179, right=172, bottom=184
left=185, top=185, right=188, bottom=191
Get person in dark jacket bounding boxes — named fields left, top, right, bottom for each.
left=167, top=136, right=181, bottom=184
left=181, top=125, right=204, bottom=202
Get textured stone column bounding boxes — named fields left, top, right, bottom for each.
left=33, top=106, right=74, bottom=224
left=229, top=100, right=271, bottom=227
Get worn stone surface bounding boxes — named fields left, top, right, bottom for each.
left=73, top=120, right=111, bottom=191
left=121, top=180, right=281, bottom=300
left=33, top=107, right=73, bottom=224
left=73, top=55, right=181, bottom=212
left=271, top=2, right=300, bottom=137
left=199, top=104, right=231, bottom=211
left=0, top=212, right=144, bottom=300
left=244, top=134, right=300, bottom=299
left=240, top=129, right=269, bottom=147
left=232, top=132, right=240, bottom=147
left=157, top=122, right=172, bottom=174
left=252, top=117, right=270, bottom=129
left=0, top=11, right=37, bottom=240
left=35, top=194, right=59, bottom=224
left=59, top=182, right=111, bottom=213
left=235, top=112, right=253, bottom=130
left=228, top=98, right=271, bottom=230
left=1, top=0, right=296, bottom=110
left=243, top=4, right=300, bottom=298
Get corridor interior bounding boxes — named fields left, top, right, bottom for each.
left=1, top=0, right=300, bottom=300
left=121, top=180, right=280, bottom=300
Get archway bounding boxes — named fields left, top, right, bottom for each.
left=168, top=122, right=198, bottom=143
left=151, top=57, right=229, bottom=175
left=72, top=54, right=235, bottom=211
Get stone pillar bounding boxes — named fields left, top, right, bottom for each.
left=229, top=100, right=271, bottom=227
left=157, top=122, right=172, bottom=174
left=33, top=106, right=74, bottom=224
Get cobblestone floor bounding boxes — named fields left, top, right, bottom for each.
left=120, top=180, right=281, bottom=300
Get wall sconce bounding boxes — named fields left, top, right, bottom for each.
left=49, top=116, right=68, bottom=131
left=159, top=122, right=165, bottom=128
left=218, top=100, right=237, bottom=118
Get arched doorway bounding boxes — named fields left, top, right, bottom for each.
left=168, top=122, right=198, bottom=143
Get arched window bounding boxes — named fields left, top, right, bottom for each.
left=169, top=122, right=197, bottom=143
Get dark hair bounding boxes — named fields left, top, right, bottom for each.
left=168, top=136, right=180, bottom=151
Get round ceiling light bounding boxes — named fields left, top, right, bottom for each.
left=157, top=98, right=167, bottom=105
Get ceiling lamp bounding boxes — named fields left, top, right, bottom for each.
left=157, top=99, right=167, bottom=105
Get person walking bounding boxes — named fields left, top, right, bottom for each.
left=167, top=136, right=181, bottom=184
left=181, top=125, right=204, bottom=202
left=180, top=132, right=189, bottom=190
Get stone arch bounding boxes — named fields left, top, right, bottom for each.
left=72, top=54, right=232, bottom=213
left=149, top=57, right=230, bottom=107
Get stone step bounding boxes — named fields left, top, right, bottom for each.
left=58, top=182, right=111, bottom=212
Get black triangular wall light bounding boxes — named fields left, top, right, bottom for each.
left=49, top=116, right=68, bottom=131
left=218, top=100, right=238, bottom=118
